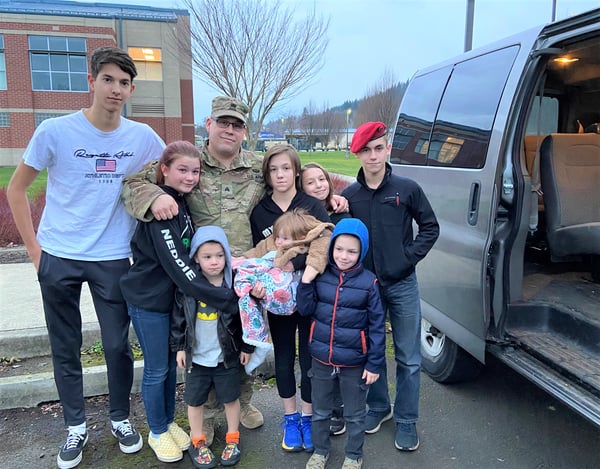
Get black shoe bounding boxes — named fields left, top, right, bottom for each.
left=57, top=431, right=88, bottom=469
left=329, top=415, right=346, bottom=435
left=394, top=422, right=419, bottom=451
left=364, top=408, right=393, bottom=434
left=111, top=420, right=143, bottom=453
left=221, top=442, right=241, bottom=466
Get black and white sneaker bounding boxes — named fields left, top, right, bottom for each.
left=57, top=431, right=88, bottom=469
left=111, top=420, right=143, bottom=453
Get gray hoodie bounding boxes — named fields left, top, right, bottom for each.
left=189, top=225, right=233, bottom=288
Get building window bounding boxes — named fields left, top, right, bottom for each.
left=0, top=36, right=6, bottom=90
left=34, top=112, right=68, bottom=127
left=0, top=112, right=9, bottom=127
left=29, top=36, right=88, bottom=91
left=128, top=47, right=163, bottom=81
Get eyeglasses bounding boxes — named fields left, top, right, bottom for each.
left=213, top=117, right=246, bottom=131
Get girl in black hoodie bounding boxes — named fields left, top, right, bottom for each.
left=120, top=141, right=237, bottom=464
left=248, top=144, right=330, bottom=453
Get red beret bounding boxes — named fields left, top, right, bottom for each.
left=350, top=121, right=387, bottom=153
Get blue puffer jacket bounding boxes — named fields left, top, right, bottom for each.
left=296, top=218, right=386, bottom=374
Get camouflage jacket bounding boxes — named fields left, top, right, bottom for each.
left=121, top=144, right=265, bottom=255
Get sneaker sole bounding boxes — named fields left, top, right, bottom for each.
left=148, top=439, right=183, bottom=462
left=57, top=434, right=88, bottom=469
left=331, top=424, right=347, bottom=436
left=364, top=410, right=393, bottom=434
left=57, top=453, right=83, bottom=469
left=111, top=430, right=143, bottom=454
left=151, top=449, right=184, bottom=463
left=395, top=439, right=420, bottom=451
left=281, top=441, right=304, bottom=452
left=221, top=455, right=241, bottom=466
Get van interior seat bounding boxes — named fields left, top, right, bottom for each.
left=524, top=134, right=546, bottom=176
left=523, top=134, right=547, bottom=210
left=539, top=133, right=600, bottom=258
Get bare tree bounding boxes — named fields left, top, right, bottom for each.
left=281, top=113, right=298, bottom=137
left=298, top=101, right=320, bottom=151
left=354, top=69, right=407, bottom=130
left=182, top=0, right=329, bottom=149
left=320, top=107, right=346, bottom=150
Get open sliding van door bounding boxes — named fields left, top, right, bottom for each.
left=390, top=30, right=541, bottom=382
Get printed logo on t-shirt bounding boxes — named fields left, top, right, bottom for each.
left=96, top=159, right=116, bottom=172
left=197, top=301, right=218, bottom=321
left=75, top=148, right=136, bottom=183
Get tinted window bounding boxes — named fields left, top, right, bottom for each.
left=429, top=46, right=519, bottom=168
left=391, top=66, right=451, bottom=165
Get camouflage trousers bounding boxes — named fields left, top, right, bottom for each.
left=203, top=368, right=254, bottom=419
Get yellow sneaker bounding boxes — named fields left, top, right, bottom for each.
left=240, top=403, right=264, bottom=429
left=168, top=422, right=191, bottom=451
left=148, top=432, right=183, bottom=463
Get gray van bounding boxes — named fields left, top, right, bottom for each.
left=390, top=8, right=600, bottom=426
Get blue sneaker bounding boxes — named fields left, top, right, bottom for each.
left=364, top=408, right=393, bottom=434
left=300, top=415, right=314, bottom=452
left=394, top=422, right=419, bottom=451
left=281, top=412, right=303, bottom=452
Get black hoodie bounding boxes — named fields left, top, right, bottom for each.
left=120, top=185, right=236, bottom=313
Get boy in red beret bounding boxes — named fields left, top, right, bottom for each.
left=342, top=121, right=439, bottom=452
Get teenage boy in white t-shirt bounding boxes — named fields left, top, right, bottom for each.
left=7, top=46, right=165, bottom=469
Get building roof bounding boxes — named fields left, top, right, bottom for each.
left=0, top=0, right=188, bottom=22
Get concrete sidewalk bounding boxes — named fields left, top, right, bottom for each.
left=0, top=260, right=138, bottom=410
left=0, top=261, right=101, bottom=359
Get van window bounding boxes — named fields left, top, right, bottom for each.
left=429, top=46, right=519, bottom=168
left=525, top=96, right=559, bottom=135
left=390, top=66, right=451, bottom=165
left=391, top=46, right=519, bottom=169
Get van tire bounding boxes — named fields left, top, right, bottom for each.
left=420, top=318, right=482, bottom=383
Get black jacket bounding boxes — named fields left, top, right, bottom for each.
left=120, top=185, right=236, bottom=313
left=249, top=190, right=330, bottom=270
left=342, top=163, right=439, bottom=286
left=170, top=289, right=254, bottom=371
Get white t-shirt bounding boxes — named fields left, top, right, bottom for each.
left=23, top=110, right=165, bottom=261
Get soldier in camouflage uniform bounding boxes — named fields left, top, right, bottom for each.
left=121, top=96, right=265, bottom=446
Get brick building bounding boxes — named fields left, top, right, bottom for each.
left=0, top=0, right=194, bottom=165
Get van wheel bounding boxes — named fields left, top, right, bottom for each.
left=420, top=318, right=482, bottom=383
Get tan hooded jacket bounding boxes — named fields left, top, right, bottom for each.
left=243, top=221, right=335, bottom=274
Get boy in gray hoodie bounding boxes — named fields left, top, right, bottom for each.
left=171, top=226, right=254, bottom=468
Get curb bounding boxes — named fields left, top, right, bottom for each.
left=1, top=361, right=149, bottom=410
left=0, top=323, right=109, bottom=359
left=0, top=324, right=276, bottom=410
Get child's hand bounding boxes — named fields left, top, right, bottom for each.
left=280, top=261, right=295, bottom=272
left=362, top=369, right=379, bottom=385
left=250, top=281, right=266, bottom=299
left=176, top=350, right=186, bottom=369
left=240, top=352, right=252, bottom=365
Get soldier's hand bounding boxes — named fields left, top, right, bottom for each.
left=151, top=194, right=179, bottom=220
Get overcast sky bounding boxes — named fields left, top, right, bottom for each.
left=78, top=0, right=600, bottom=122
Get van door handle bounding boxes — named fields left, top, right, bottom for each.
left=468, top=181, right=480, bottom=226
